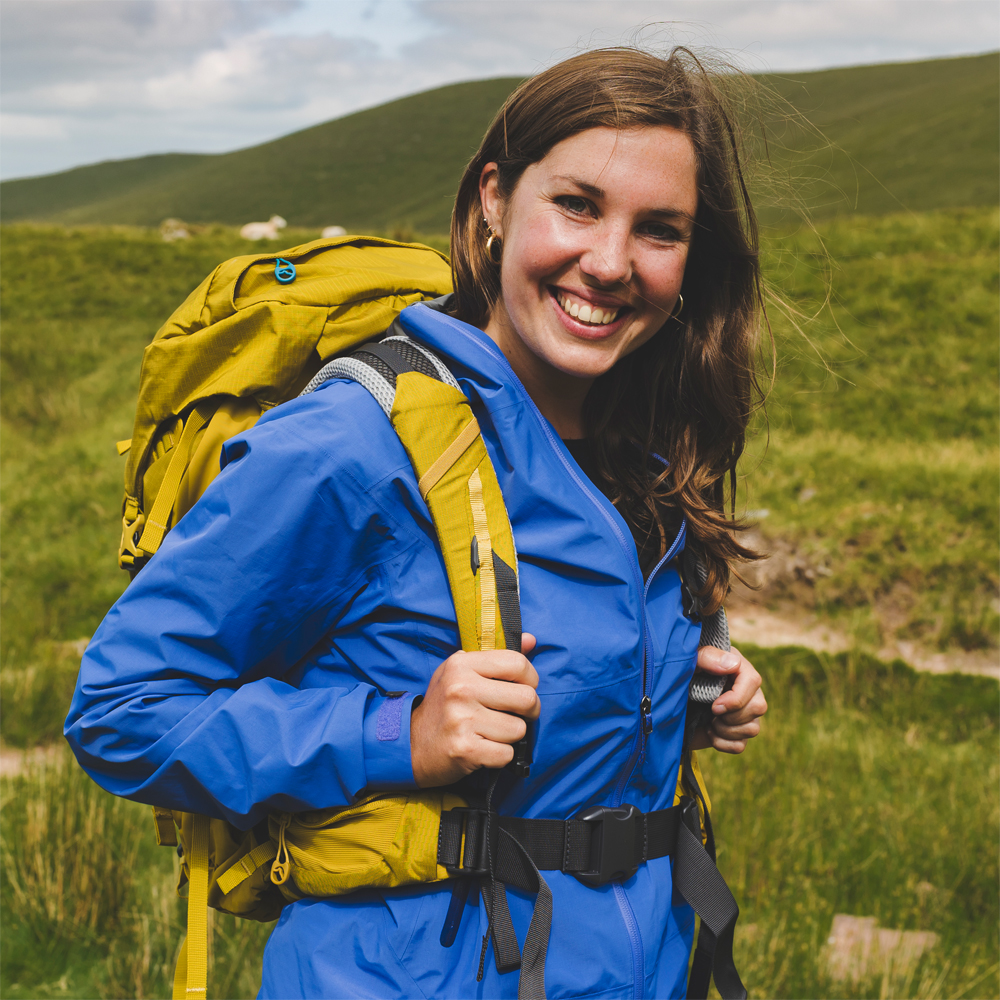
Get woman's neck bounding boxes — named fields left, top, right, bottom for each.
left=483, top=313, right=593, bottom=439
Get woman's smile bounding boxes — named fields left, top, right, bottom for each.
left=550, top=286, right=628, bottom=332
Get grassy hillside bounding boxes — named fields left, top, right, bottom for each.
left=0, top=153, right=209, bottom=223
left=2, top=53, right=996, bottom=232
left=762, top=52, right=1000, bottom=217
left=0, top=78, right=521, bottom=232
left=748, top=207, right=999, bottom=650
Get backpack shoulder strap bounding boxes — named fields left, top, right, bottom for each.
left=301, top=327, right=521, bottom=655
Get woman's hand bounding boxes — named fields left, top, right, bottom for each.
left=410, top=634, right=540, bottom=788
left=689, top=645, right=767, bottom=754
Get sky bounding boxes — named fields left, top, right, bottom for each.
left=1, top=0, right=997, bottom=181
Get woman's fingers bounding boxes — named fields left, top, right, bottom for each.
left=715, top=688, right=768, bottom=727
left=696, top=645, right=742, bottom=676
left=710, top=718, right=761, bottom=740
left=410, top=644, right=541, bottom=787
left=693, top=645, right=767, bottom=753
left=707, top=734, right=749, bottom=754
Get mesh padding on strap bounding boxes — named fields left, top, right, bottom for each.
left=379, top=337, right=441, bottom=380
left=299, top=356, right=395, bottom=416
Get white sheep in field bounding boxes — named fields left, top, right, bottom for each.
left=240, top=215, right=287, bottom=240
left=321, top=225, right=347, bottom=238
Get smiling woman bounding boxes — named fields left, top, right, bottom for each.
left=66, top=45, right=768, bottom=1000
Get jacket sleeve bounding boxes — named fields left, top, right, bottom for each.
left=64, top=383, right=423, bottom=828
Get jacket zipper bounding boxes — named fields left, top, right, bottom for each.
left=442, top=325, right=687, bottom=1000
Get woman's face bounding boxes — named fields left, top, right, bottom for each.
left=480, top=126, right=699, bottom=392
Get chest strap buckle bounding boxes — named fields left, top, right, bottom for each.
left=572, top=803, right=643, bottom=887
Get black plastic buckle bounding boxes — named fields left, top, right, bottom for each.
left=573, top=803, right=642, bottom=887
left=443, top=807, right=493, bottom=878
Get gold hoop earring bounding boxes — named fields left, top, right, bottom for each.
left=671, top=293, right=685, bottom=320
left=485, top=227, right=501, bottom=260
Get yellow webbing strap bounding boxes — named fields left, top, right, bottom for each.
left=137, top=402, right=215, bottom=557
left=172, top=937, right=189, bottom=1000
left=468, top=469, right=497, bottom=651
left=417, top=419, right=479, bottom=498
left=173, top=813, right=210, bottom=1000
left=390, top=371, right=517, bottom=652
left=216, top=840, right=278, bottom=895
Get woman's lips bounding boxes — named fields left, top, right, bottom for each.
left=548, top=287, right=630, bottom=338
left=552, top=287, right=624, bottom=325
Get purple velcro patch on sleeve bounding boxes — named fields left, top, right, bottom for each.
left=376, top=695, right=405, bottom=742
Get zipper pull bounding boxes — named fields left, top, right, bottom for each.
left=640, top=695, right=652, bottom=735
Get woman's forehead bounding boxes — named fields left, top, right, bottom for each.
left=528, top=126, right=699, bottom=209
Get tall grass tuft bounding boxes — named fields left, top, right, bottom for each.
left=1, top=745, right=145, bottom=941
left=0, top=745, right=276, bottom=998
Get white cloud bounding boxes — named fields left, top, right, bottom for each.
left=1, top=0, right=996, bottom=179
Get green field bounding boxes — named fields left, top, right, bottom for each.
left=2, top=53, right=997, bottom=230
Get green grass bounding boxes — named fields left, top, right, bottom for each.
left=0, top=745, right=275, bottom=999
left=702, top=645, right=1000, bottom=1000
left=2, top=53, right=997, bottom=230
left=746, top=207, right=999, bottom=650
left=2, top=652, right=995, bottom=999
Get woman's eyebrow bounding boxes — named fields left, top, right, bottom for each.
left=553, top=175, right=606, bottom=198
left=552, top=176, right=694, bottom=223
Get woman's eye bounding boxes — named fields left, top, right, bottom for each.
left=557, top=196, right=590, bottom=215
left=641, top=222, right=683, bottom=241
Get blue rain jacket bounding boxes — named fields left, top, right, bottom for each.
left=66, top=301, right=703, bottom=999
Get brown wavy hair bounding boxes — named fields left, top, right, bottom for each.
left=449, top=47, right=765, bottom=613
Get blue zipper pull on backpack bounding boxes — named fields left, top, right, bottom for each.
left=274, top=258, right=296, bottom=284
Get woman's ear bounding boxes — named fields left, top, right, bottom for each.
left=479, top=162, right=502, bottom=237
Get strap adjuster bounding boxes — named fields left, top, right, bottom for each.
left=439, top=807, right=494, bottom=877
left=572, top=803, right=643, bottom=887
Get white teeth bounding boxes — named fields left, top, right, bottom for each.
left=557, top=292, right=620, bottom=326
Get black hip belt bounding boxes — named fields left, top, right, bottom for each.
left=438, top=801, right=693, bottom=888
left=437, top=798, right=746, bottom=1000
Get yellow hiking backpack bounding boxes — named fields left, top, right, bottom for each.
left=117, top=236, right=739, bottom=1000
left=118, top=236, right=533, bottom=998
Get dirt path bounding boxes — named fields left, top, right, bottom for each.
left=727, top=602, right=999, bottom=679
left=725, top=527, right=998, bottom=678
left=0, top=742, right=63, bottom=779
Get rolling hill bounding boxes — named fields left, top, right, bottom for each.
left=1, top=52, right=996, bottom=231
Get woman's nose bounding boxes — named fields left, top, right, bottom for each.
left=579, top=224, right=632, bottom=287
